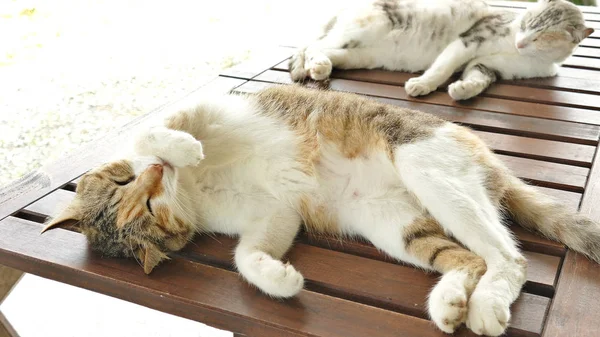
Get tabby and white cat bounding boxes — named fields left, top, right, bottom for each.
left=43, top=86, right=600, bottom=336
left=289, top=0, right=594, bottom=100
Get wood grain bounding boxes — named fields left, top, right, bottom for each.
left=0, top=216, right=459, bottom=337
left=0, top=265, right=22, bottom=303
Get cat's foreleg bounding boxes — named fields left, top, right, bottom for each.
left=134, top=126, right=205, bottom=168
left=405, top=40, right=477, bottom=97
left=448, top=63, right=497, bottom=100
left=234, top=209, right=304, bottom=298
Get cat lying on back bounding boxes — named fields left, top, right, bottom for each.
left=43, top=86, right=600, bottom=336
left=289, top=0, right=594, bottom=100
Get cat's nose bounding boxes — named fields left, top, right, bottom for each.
left=149, top=164, right=163, bottom=175
left=516, top=41, right=527, bottom=49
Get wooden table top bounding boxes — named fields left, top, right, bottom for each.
left=1, top=2, right=600, bottom=336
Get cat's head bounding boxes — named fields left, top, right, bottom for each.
left=516, top=0, right=593, bottom=61
left=41, top=157, right=194, bottom=274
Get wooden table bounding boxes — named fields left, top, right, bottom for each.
left=1, top=2, right=600, bottom=336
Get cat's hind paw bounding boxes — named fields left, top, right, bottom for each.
left=405, top=77, right=437, bottom=97
left=239, top=252, right=304, bottom=298
left=466, top=290, right=510, bottom=336
left=428, top=272, right=469, bottom=333
left=448, top=80, right=483, bottom=101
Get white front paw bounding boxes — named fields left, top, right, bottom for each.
left=405, top=77, right=437, bottom=97
left=169, top=135, right=204, bottom=167
left=306, top=54, right=332, bottom=81
left=239, top=252, right=304, bottom=298
left=429, top=274, right=468, bottom=333
left=448, top=80, right=482, bottom=100
left=466, top=290, right=510, bottom=336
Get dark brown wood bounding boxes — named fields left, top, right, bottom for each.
left=181, top=235, right=550, bottom=337
left=0, top=311, right=19, bottom=337
left=0, top=216, right=456, bottom=337
left=543, top=142, right=600, bottom=337
left=262, top=67, right=600, bottom=125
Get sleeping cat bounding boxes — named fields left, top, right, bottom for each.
left=289, top=0, right=594, bottom=100
left=43, top=86, right=600, bottom=336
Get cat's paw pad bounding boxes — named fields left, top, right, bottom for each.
left=306, top=54, right=332, bottom=81
left=405, top=77, right=437, bottom=97
left=242, top=252, right=304, bottom=298
left=429, top=278, right=468, bottom=333
left=466, top=290, right=510, bottom=336
left=448, top=80, right=482, bottom=100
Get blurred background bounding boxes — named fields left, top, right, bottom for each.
left=0, top=0, right=596, bottom=336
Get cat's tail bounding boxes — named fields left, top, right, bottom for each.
left=289, top=48, right=308, bottom=82
left=503, top=175, right=600, bottom=262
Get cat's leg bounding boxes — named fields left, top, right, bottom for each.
left=292, top=15, right=390, bottom=81
left=234, top=208, right=304, bottom=298
left=405, top=40, right=477, bottom=97
left=395, top=133, right=527, bottom=336
left=448, top=63, right=497, bottom=101
left=363, top=215, right=486, bottom=333
left=134, top=126, right=204, bottom=168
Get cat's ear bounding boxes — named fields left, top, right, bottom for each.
left=137, top=244, right=169, bottom=274
left=41, top=202, right=82, bottom=234
left=569, top=26, right=595, bottom=43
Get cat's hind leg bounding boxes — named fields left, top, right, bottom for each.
left=405, top=40, right=477, bottom=97
left=290, top=11, right=390, bottom=81
left=360, top=214, right=486, bottom=333
left=395, top=128, right=527, bottom=336
left=234, top=208, right=304, bottom=298
left=448, top=63, right=497, bottom=101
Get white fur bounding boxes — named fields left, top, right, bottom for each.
left=131, top=95, right=527, bottom=335
left=295, top=0, right=583, bottom=100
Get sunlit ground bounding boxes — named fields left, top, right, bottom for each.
left=0, top=0, right=343, bottom=185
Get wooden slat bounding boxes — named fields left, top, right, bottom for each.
left=0, top=76, right=248, bottom=223
left=531, top=186, right=581, bottom=212
left=542, top=132, right=600, bottom=336
left=237, top=80, right=599, bottom=147
left=256, top=69, right=600, bottom=129
left=182, top=235, right=550, bottom=337
left=0, top=217, right=450, bottom=337
left=564, top=56, right=600, bottom=70
left=273, top=63, right=600, bottom=111
left=573, top=47, right=600, bottom=58
left=497, top=154, right=588, bottom=193
left=473, top=131, right=595, bottom=167
left=292, top=233, right=560, bottom=297
left=510, top=226, right=565, bottom=258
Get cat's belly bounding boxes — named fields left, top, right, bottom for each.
left=312, top=146, right=422, bottom=236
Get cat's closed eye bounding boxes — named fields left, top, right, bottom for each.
left=146, top=198, right=154, bottom=216
left=113, top=177, right=134, bottom=186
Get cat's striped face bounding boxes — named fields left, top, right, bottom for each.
left=516, top=0, right=593, bottom=60
left=43, top=158, right=194, bottom=274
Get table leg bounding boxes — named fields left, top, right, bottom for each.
left=0, top=265, right=22, bottom=337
